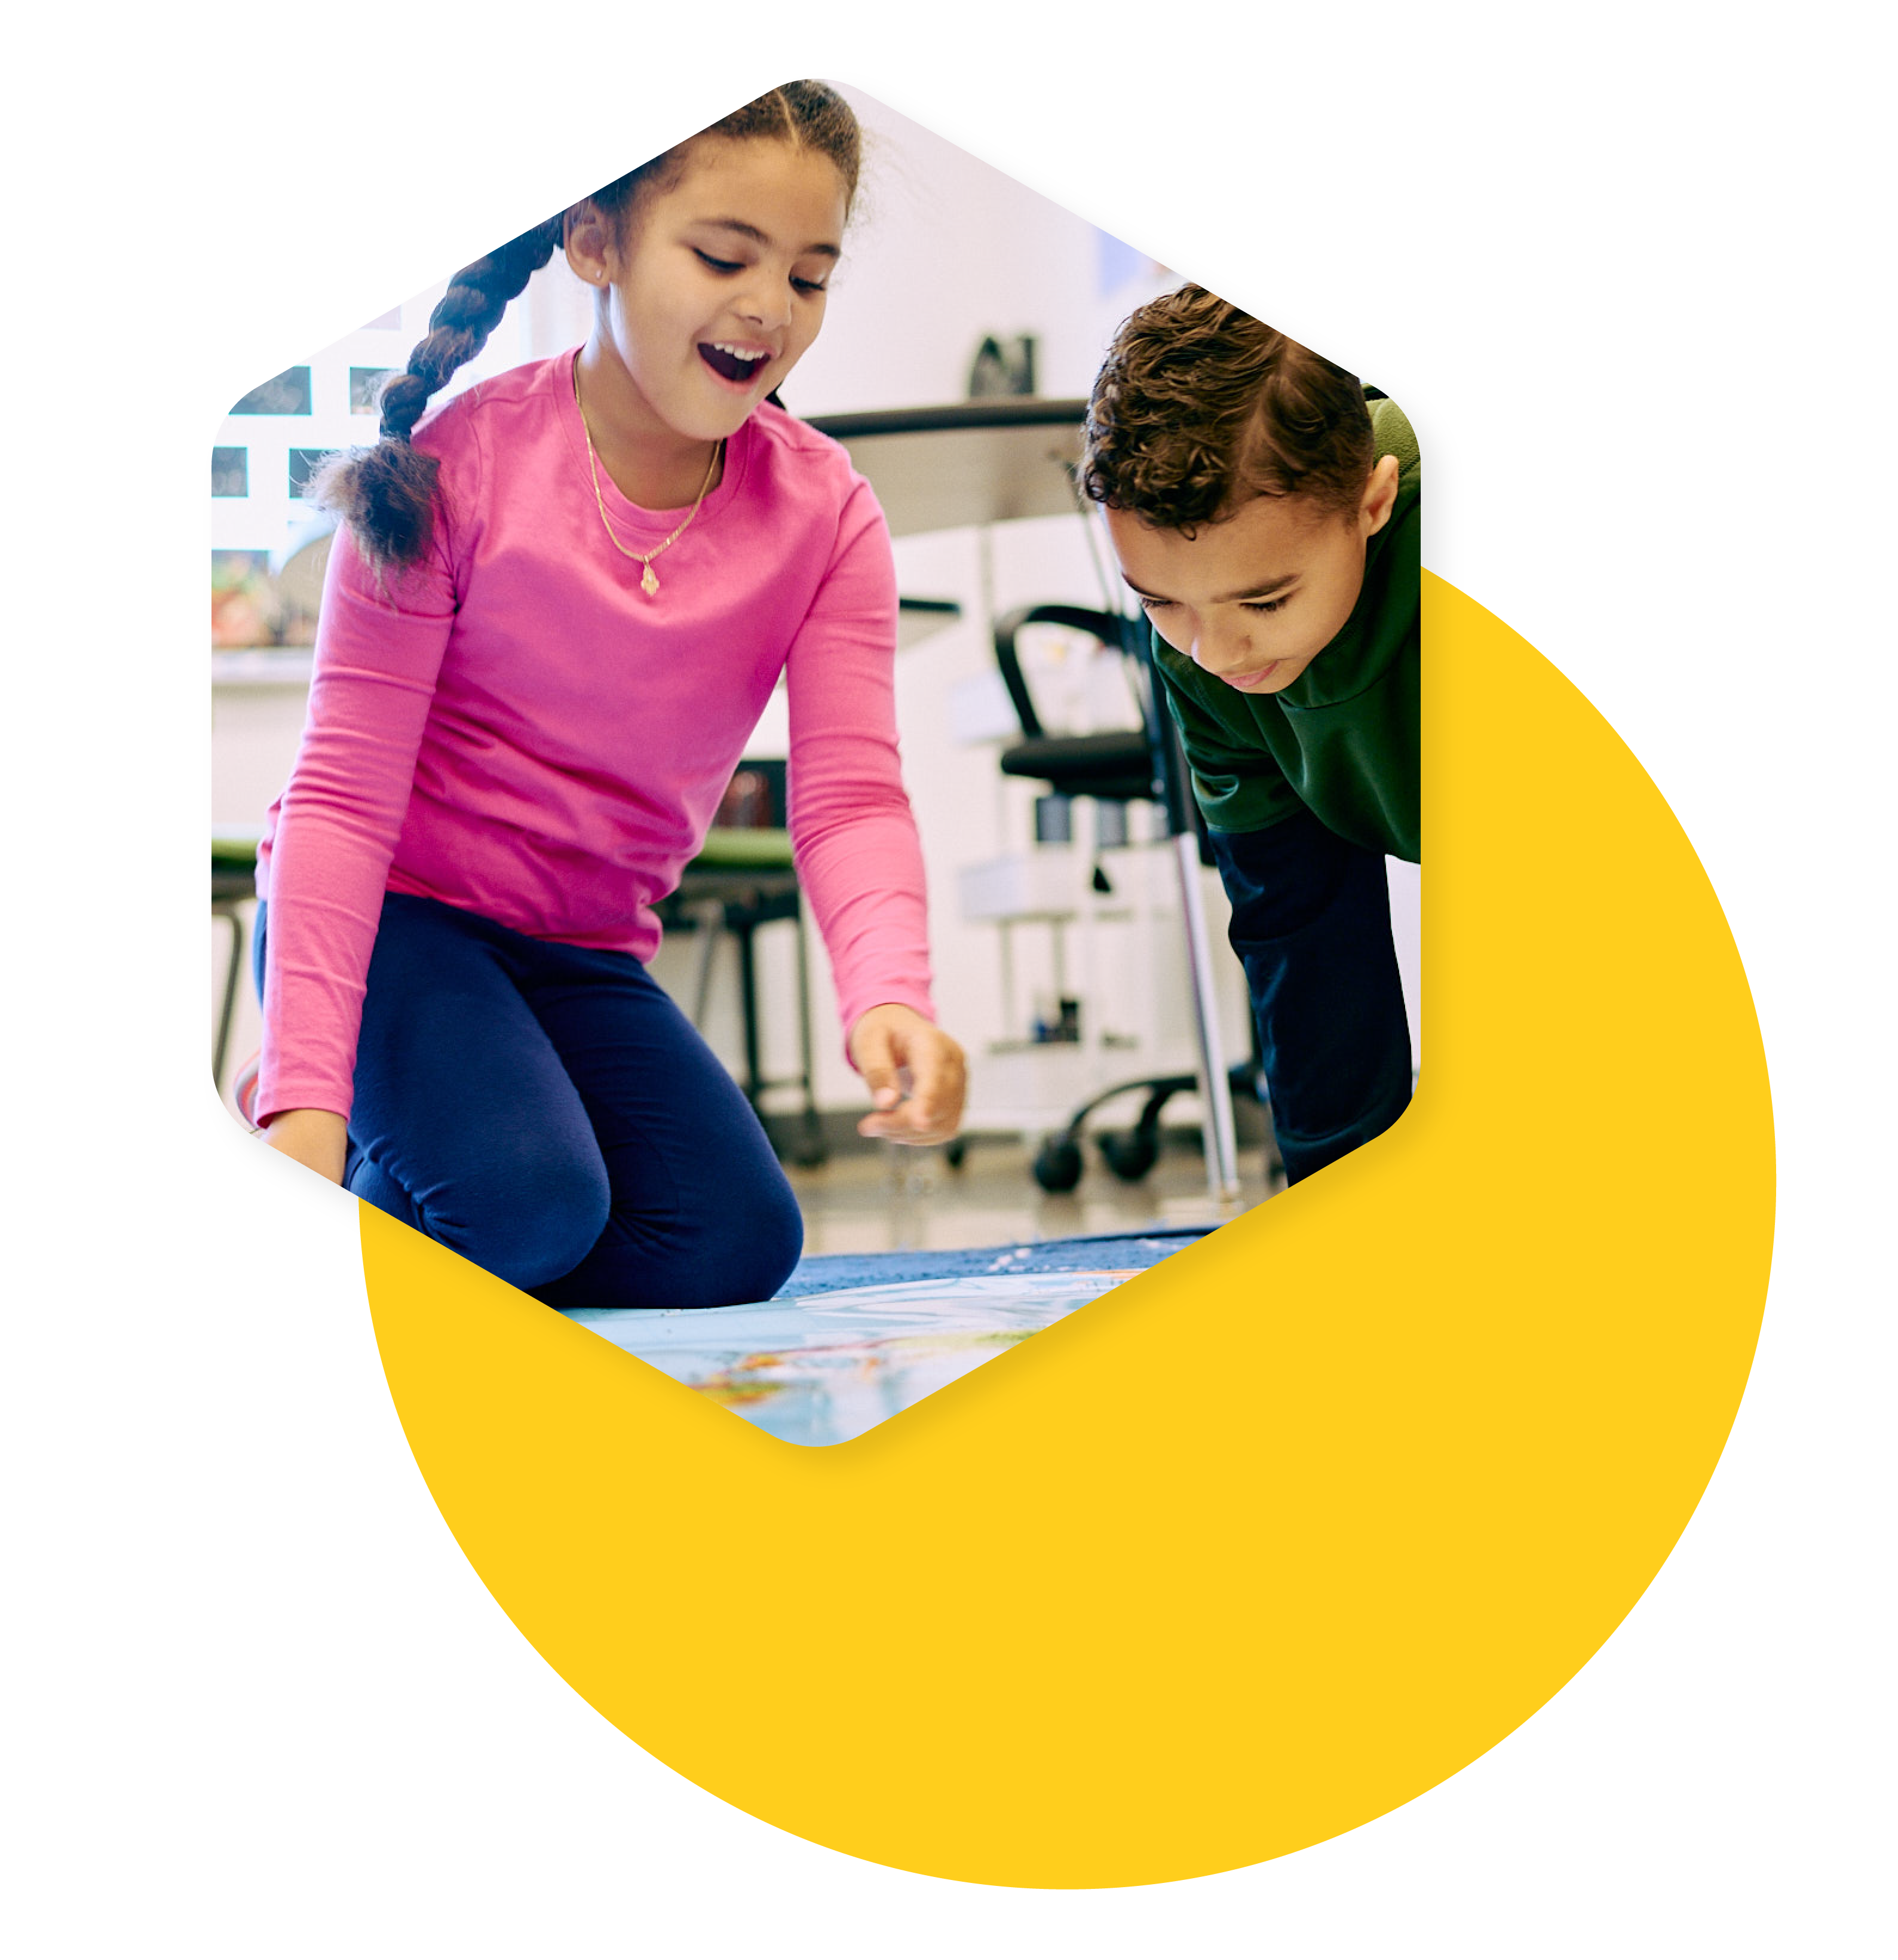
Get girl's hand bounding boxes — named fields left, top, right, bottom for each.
left=848, top=1005, right=967, bottom=1146
left=263, top=1108, right=350, bottom=1186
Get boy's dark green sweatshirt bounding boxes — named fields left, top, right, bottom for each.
left=1151, top=395, right=1419, bottom=862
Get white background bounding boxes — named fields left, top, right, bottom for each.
left=7, top=4, right=1891, bottom=1953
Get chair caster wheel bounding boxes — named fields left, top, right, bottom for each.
left=1098, top=1128, right=1158, bottom=1182
left=1032, top=1136, right=1084, bottom=1193
left=943, top=1136, right=969, bottom=1171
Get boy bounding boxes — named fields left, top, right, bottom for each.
left=1080, top=285, right=1419, bottom=1185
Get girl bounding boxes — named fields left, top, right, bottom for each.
left=252, top=81, right=966, bottom=1309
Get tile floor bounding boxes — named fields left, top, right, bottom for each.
left=786, top=1132, right=1283, bottom=1258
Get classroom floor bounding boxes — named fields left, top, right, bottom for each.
left=785, top=1131, right=1283, bottom=1257
left=575, top=1131, right=1283, bottom=1444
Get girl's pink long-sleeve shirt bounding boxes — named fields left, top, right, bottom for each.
left=253, top=352, right=934, bottom=1127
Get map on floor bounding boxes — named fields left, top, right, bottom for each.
left=565, top=1263, right=1145, bottom=1446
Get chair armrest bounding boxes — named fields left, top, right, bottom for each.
left=992, top=603, right=1137, bottom=741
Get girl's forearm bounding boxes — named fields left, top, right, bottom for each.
left=262, top=1107, right=349, bottom=1185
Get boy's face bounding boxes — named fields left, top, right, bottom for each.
left=1105, top=455, right=1400, bottom=695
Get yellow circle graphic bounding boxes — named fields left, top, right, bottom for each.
left=361, top=573, right=1773, bottom=1887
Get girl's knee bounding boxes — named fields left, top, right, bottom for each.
left=713, top=1179, right=804, bottom=1303
left=635, top=1179, right=804, bottom=1308
left=355, top=1141, right=610, bottom=1292
left=582, top=1173, right=802, bottom=1309
left=640, top=1147, right=803, bottom=1307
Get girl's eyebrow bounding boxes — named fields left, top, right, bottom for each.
left=695, top=216, right=842, bottom=260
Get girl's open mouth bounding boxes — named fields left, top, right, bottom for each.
left=698, top=342, right=769, bottom=387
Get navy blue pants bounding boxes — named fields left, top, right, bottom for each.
left=1209, top=811, right=1413, bottom=1185
left=255, top=892, right=804, bottom=1308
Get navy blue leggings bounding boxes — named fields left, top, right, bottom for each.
left=1209, top=811, right=1413, bottom=1185
left=255, top=892, right=803, bottom=1308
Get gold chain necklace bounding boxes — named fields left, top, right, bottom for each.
left=572, top=357, right=721, bottom=597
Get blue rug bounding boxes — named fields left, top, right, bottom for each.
left=770, top=1226, right=1216, bottom=1298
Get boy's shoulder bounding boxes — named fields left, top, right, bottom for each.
left=1366, top=393, right=1421, bottom=490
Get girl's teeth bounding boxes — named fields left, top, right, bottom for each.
left=701, top=342, right=768, bottom=385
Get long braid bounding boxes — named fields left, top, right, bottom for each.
left=312, top=216, right=565, bottom=573
left=314, top=80, right=862, bottom=577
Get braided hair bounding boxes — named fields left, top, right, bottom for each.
left=314, top=79, right=861, bottom=576
left=310, top=218, right=564, bottom=573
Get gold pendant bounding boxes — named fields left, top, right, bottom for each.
left=640, top=563, right=660, bottom=597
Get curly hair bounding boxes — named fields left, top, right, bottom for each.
left=1080, top=285, right=1375, bottom=532
left=311, top=81, right=861, bottom=576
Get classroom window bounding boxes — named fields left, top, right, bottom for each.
left=287, top=449, right=333, bottom=498
left=210, top=447, right=248, bottom=497
left=349, top=366, right=397, bottom=415
left=229, top=366, right=312, bottom=415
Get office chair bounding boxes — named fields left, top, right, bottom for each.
left=990, top=603, right=1260, bottom=1194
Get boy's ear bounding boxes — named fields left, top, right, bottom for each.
left=1359, top=453, right=1403, bottom=539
